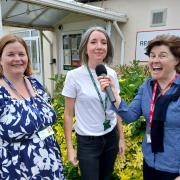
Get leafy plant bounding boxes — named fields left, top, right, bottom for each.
left=113, top=60, right=149, bottom=179
left=51, top=74, right=81, bottom=179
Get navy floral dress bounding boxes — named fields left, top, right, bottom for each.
left=0, top=77, right=65, bottom=180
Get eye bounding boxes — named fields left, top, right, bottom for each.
left=19, top=53, right=25, bottom=56
left=90, top=41, right=96, bottom=44
left=7, top=53, right=14, bottom=57
left=160, top=55, right=165, bottom=58
left=102, top=41, right=107, bottom=45
left=159, top=53, right=168, bottom=59
left=149, top=54, right=155, bottom=58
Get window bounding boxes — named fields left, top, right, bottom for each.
left=63, top=34, right=82, bottom=70
left=150, top=8, right=167, bottom=27
left=25, top=39, right=40, bottom=73
left=13, top=30, right=41, bottom=73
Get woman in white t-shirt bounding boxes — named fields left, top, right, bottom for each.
left=62, top=26, right=125, bottom=180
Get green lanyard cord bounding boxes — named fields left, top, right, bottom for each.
left=87, top=65, right=108, bottom=113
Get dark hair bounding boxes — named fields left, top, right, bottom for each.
left=0, top=34, right=33, bottom=77
left=79, top=26, right=114, bottom=65
left=145, top=34, right=180, bottom=73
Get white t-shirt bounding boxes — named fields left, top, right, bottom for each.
left=62, top=65, right=120, bottom=136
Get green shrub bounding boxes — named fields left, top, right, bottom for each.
left=50, top=74, right=81, bottom=179
left=51, top=60, right=150, bottom=179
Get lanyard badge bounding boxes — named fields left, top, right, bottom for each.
left=38, top=126, right=54, bottom=140
left=146, top=132, right=151, bottom=144
left=87, top=66, right=111, bottom=131
left=147, top=75, right=177, bottom=144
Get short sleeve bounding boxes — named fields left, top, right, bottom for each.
left=61, top=71, right=77, bottom=98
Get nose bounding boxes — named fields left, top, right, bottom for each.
left=14, top=54, right=21, bottom=60
left=150, top=56, right=160, bottom=63
left=95, top=42, right=103, bottom=49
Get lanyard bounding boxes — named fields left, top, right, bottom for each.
left=87, top=66, right=108, bottom=115
left=3, top=76, right=43, bottom=130
left=149, top=74, right=178, bottom=129
left=3, top=76, right=39, bottom=110
left=3, top=76, right=32, bottom=100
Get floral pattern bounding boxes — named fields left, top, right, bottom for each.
left=0, top=77, right=65, bottom=180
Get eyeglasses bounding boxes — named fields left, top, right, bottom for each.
left=149, top=52, right=169, bottom=60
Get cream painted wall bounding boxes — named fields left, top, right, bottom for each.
left=90, top=0, right=180, bottom=64
left=2, top=26, right=24, bottom=34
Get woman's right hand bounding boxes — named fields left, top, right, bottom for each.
left=67, top=148, right=79, bottom=166
left=97, top=76, right=121, bottom=108
left=97, top=76, right=116, bottom=93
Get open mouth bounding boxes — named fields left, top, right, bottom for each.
left=152, top=67, right=163, bottom=71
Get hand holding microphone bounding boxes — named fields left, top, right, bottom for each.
left=96, top=64, right=122, bottom=107
left=95, top=64, right=116, bottom=103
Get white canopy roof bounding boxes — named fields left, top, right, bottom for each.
left=1, top=0, right=128, bottom=31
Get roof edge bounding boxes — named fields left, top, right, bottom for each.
left=20, top=0, right=128, bottom=23
left=3, top=20, right=54, bottom=31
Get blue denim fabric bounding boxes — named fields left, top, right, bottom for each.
left=113, top=75, right=180, bottom=174
left=76, top=127, right=119, bottom=180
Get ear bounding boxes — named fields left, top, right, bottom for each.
left=175, top=58, right=180, bottom=66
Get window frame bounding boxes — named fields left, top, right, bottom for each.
left=61, top=31, right=83, bottom=71
left=150, top=8, right=167, bottom=27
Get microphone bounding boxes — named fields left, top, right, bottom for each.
left=95, top=64, right=116, bottom=103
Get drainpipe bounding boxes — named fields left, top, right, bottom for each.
left=40, top=31, right=45, bottom=85
left=0, top=2, right=3, bottom=35
left=106, top=21, right=111, bottom=36
left=113, top=21, right=125, bottom=65
left=42, top=32, right=54, bottom=95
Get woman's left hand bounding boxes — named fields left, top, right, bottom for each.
left=116, top=116, right=126, bottom=156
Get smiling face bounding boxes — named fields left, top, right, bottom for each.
left=148, top=45, right=178, bottom=83
left=86, top=30, right=108, bottom=68
left=0, top=41, right=28, bottom=78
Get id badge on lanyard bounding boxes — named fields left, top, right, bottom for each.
left=146, top=132, right=151, bottom=144
left=38, top=126, right=54, bottom=140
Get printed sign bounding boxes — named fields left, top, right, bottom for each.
left=136, top=29, right=180, bottom=61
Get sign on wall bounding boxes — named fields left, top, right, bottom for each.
left=135, top=29, right=180, bottom=61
